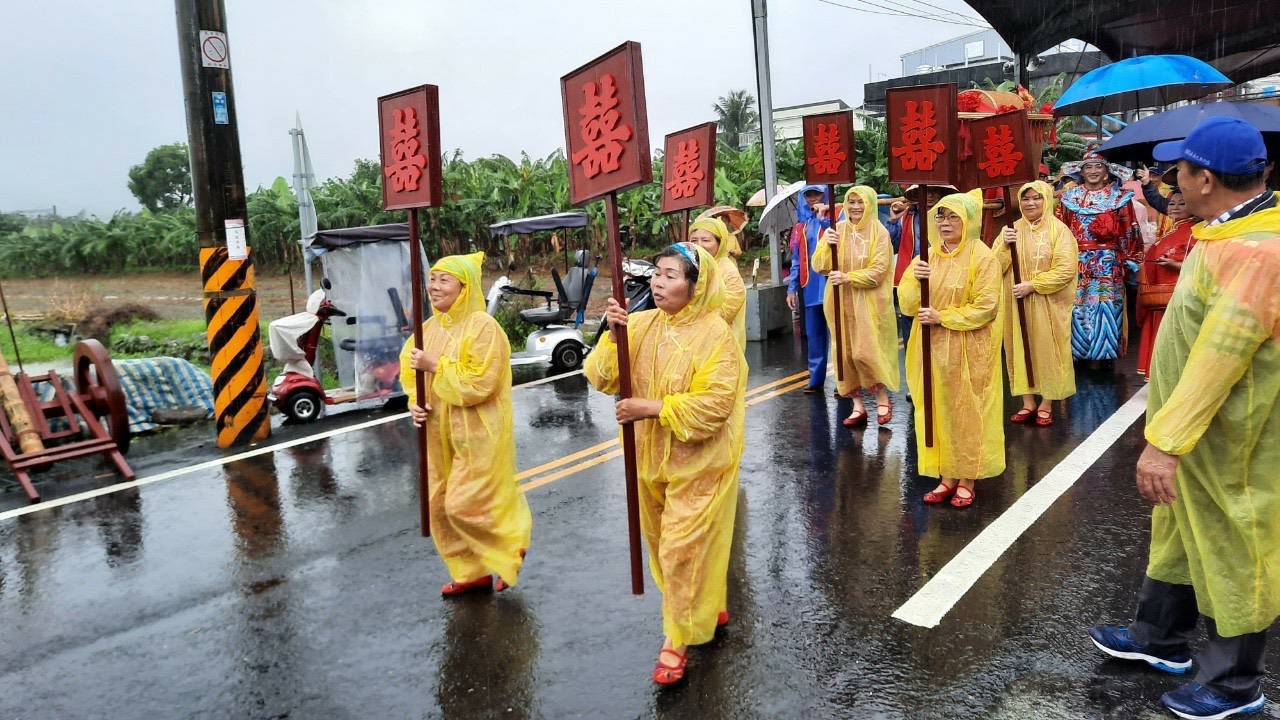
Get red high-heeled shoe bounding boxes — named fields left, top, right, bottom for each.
left=441, top=575, right=493, bottom=596
left=923, top=481, right=957, bottom=504
left=653, top=648, right=688, bottom=685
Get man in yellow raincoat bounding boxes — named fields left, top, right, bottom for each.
left=814, top=185, right=901, bottom=427
left=898, top=190, right=1004, bottom=509
left=401, top=252, right=532, bottom=597
left=584, top=243, right=744, bottom=686
left=1089, top=117, right=1279, bottom=719
left=995, top=181, right=1079, bottom=426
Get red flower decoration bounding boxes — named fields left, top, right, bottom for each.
left=957, top=92, right=982, bottom=112
left=1088, top=211, right=1121, bottom=241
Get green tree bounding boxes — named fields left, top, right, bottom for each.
left=713, top=90, right=760, bottom=146
left=127, top=143, right=193, bottom=212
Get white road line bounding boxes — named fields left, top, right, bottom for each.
left=891, top=386, right=1150, bottom=629
left=0, top=368, right=586, bottom=523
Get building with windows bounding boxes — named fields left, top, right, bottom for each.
left=900, top=29, right=1013, bottom=77
left=739, top=100, right=872, bottom=147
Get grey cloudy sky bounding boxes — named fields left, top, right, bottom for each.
left=0, top=0, right=988, bottom=217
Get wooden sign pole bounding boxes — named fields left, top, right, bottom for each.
left=919, top=184, right=935, bottom=448
left=605, top=191, right=645, bottom=596
left=828, top=184, right=846, bottom=384
left=1007, top=211, right=1036, bottom=389
left=407, top=207, right=431, bottom=537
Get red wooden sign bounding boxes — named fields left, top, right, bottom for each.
left=377, top=85, right=442, bottom=211
left=802, top=111, right=856, bottom=185
left=660, top=122, right=717, bottom=214
left=964, top=109, right=1037, bottom=190
left=561, top=41, right=652, bottom=206
left=886, top=84, right=958, bottom=187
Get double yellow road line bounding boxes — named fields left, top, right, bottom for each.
left=517, top=369, right=812, bottom=493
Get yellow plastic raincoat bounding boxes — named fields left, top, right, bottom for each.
left=994, top=181, right=1079, bottom=399
left=690, top=217, right=747, bottom=351
left=399, top=252, right=532, bottom=586
left=898, top=191, right=1005, bottom=479
left=1144, top=197, right=1280, bottom=637
left=583, top=244, right=745, bottom=648
left=812, top=185, right=901, bottom=395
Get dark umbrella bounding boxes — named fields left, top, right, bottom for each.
left=1096, top=101, right=1280, bottom=163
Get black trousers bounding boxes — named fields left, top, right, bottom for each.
left=1129, top=576, right=1269, bottom=700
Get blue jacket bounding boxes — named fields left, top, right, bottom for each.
left=785, top=185, right=831, bottom=308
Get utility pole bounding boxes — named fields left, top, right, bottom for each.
left=752, top=0, right=781, bottom=285
left=175, top=0, right=270, bottom=448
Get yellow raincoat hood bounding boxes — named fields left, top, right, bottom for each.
left=842, top=185, right=881, bottom=235
left=928, top=190, right=984, bottom=255
left=431, top=251, right=486, bottom=325
left=666, top=243, right=724, bottom=325
left=1017, top=180, right=1058, bottom=222
left=688, top=217, right=736, bottom=262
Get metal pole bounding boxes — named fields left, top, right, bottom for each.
left=175, top=0, right=270, bottom=448
left=752, top=0, right=781, bottom=285
left=290, top=124, right=314, bottom=296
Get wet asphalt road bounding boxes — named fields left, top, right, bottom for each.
left=1, top=332, right=1277, bottom=719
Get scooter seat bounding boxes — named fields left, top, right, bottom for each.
left=520, top=305, right=569, bottom=325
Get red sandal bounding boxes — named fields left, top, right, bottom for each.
left=1035, top=410, right=1054, bottom=427
left=1010, top=408, right=1034, bottom=424
left=717, top=611, right=730, bottom=627
left=950, top=486, right=975, bottom=509
left=441, top=575, right=493, bottom=596
left=923, top=481, right=957, bottom=504
left=653, top=647, right=688, bottom=685
left=842, top=409, right=869, bottom=427
left=876, top=403, right=893, bottom=425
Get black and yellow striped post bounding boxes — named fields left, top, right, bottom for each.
left=176, top=0, right=270, bottom=448
left=201, top=246, right=270, bottom=446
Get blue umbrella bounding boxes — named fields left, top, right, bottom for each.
left=1054, top=55, right=1232, bottom=116
left=1097, top=101, right=1280, bottom=162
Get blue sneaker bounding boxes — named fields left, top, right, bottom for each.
left=1088, top=624, right=1193, bottom=674
left=1161, top=682, right=1266, bottom=719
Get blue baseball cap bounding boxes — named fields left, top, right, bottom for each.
left=1153, top=116, right=1268, bottom=175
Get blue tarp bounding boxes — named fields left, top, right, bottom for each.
left=37, top=357, right=215, bottom=434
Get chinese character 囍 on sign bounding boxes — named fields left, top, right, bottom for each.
left=384, top=107, right=427, bottom=193
left=807, top=123, right=847, bottom=175
left=891, top=100, right=946, bottom=172
left=977, top=124, right=1024, bottom=179
left=664, top=139, right=704, bottom=199
left=572, top=74, right=633, bottom=179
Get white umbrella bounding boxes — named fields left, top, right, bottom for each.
left=747, top=184, right=788, bottom=207
left=756, top=181, right=810, bottom=239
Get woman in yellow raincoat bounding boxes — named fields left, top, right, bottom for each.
left=814, top=185, right=901, bottom=427
left=898, top=191, right=1005, bottom=508
left=584, top=242, right=744, bottom=686
left=401, top=252, right=532, bottom=596
left=688, top=217, right=747, bottom=351
left=995, top=181, right=1079, bottom=426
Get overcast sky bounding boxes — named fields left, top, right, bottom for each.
left=0, top=0, right=991, bottom=217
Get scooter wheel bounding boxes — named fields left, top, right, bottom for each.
left=284, top=389, right=324, bottom=423
left=551, top=341, right=584, bottom=372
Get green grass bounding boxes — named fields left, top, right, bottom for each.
left=110, top=318, right=208, bottom=341
left=0, top=323, right=70, bottom=366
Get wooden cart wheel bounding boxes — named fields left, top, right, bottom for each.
left=73, top=339, right=131, bottom=454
